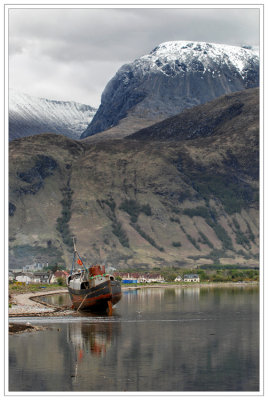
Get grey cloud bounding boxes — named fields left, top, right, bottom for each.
left=9, top=7, right=260, bottom=106
left=10, top=8, right=259, bottom=62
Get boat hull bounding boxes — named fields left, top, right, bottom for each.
left=68, top=280, right=122, bottom=312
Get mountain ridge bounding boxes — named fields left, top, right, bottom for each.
left=9, top=88, right=259, bottom=268
left=9, top=90, right=97, bottom=141
left=129, top=87, right=258, bottom=142
left=81, top=40, right=259, bottom=140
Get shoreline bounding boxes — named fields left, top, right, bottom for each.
left=123, top=281, right=259, bottom=290
left=9, top=281, right=258, bottom=318
left=9, top=288, right=71, bottom=318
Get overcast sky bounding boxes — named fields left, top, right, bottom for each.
left=9, top=7, right=260, bottom=107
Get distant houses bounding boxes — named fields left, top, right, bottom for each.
left=9, top=271, right=15, bottom=282
left=49, top=270, right=69, bottom=284
left=117, top=272, right=200, bottom=284
left=118, top=272, right=165, bottom=284
left=183, top=274, right=200, bottom=283
left=9, top=266, right=200, bottom=285
left=15, top=272, right=35, bottom=284
left=13, top=271, right=51, bottom=284
left=10, top=263, right=49, bottom=273
left=175, top=274, right=200, bottom=283
left=10, top=270, right=69, bottom=285
left=32, top=272, right=51, bottom=284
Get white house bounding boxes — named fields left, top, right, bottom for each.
left=33, top=272, right=51, bottom=283
left=144, top=274, right=165, bottom=283
left=9, top=271, right=15, bottom=282
left=183, top=274, right=200, bottom=283
left=15, top=272, right=35, bottom=283
left=174, top=275, right=183, bottom=282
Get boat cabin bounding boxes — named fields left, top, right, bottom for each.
left=67, top=265, right=115, bottom=291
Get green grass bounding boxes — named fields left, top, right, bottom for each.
left=9, top=282, right=67, bottom=295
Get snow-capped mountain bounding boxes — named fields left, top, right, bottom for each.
left=9, top=90, right=97, bottom=141
left=81, top=41, right=259, bottom=139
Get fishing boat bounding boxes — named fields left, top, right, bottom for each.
left=67, top=241, right=122, bottom=314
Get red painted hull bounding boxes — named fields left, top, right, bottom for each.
left=68, top=279, right=122, bottom=312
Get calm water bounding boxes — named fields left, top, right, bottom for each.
left=9, top=286, right=259, bottom=392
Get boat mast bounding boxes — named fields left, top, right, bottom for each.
left=71, top=236, right=88, bottom=273
left=73, top=236, right=78, bottom=257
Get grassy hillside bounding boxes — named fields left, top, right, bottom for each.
left=9, top=89, right=259, bottom=269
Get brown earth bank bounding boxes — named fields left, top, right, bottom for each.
left=9, top=323, right=47, bottom=334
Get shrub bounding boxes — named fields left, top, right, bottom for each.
left=120, top=199, right=152, bottom=222
left=183, top=207, right=210, bottom=219
left=188, top=173, right=257, bottom=214
left=56, top=185, right=73, bottom=251
left=103, top=199, right=116, bottom=212
left=186, top=233, right=200, bottom=251
left=246, top=221, right=255, bottom=243
left=57, top=277, right=65, bottom=286
left=213, top=223, right=233, bottom=250
left=112, top=221, right=129, bottom=248
left=198, top=231, right=214, bottom=249
left=170, top=216, right=180, bottom=223
left=140, top=204, right=152, bottom=216
left=132, top=224, right=164, bottom=252
left=232, top=217, right=251, bottom=249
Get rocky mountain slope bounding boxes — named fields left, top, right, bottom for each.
left=9, top=90, right=97, bottom=141
left=9, top=88, right=259, bottom=269
left=81, top=41, right=259, bottom=141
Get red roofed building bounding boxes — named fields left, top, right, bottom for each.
left=50, top=270, right=69, bottom=284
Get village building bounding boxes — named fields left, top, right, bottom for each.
left=50, top=270, right=69, bottom=284
left=183, top=274, right=200, bottom=283
left=143, top=273, right=165, bottom=283
left=174, top=275, right=183, bottom=282
left=9, top=271, right=15, bottom=282
left=119, top=272, right=165, bottom=284
left=22, top=263, right=48, bottom=272
left=33, top=272, right=51, bottom=284
left=120, top=273, right=138, bottom=284
left=15, top=272, right=35, bottom=283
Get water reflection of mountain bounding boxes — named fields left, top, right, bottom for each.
left=119, top=286, right=259, bottom=391
left=9, top=287, right=259, bottom=391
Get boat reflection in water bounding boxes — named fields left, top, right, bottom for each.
left=66, top=320, right=121, bottom=382
left=68, top=319, right=120, bottom=355
left=9, top=286, right=259, bottom=392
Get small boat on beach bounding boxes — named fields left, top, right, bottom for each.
left=67, top=241, right=121, bottom=315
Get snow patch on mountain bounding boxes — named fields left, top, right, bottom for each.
left=9, top=89, right=97, bottom=141
left=131, top=41, right=258, bottom=79
left=82, top=41, right=259, bottom=139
